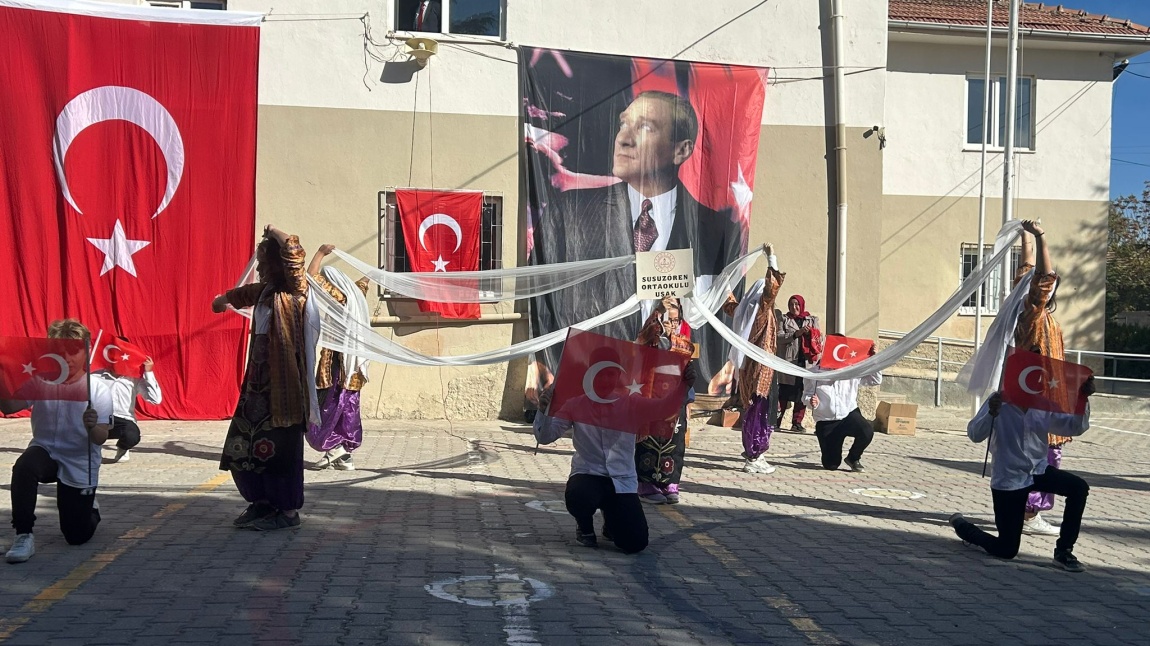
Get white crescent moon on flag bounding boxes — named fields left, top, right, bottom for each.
left=39, top=354, right=70, bottom=385
left=418, top=214, right=463, bottom=252
left=103, top=344, right=121, bottom=364
left=1018, top=366, right=1045, bottom=395
left=583, top=361, right=625, bottom=405
left=53, top=86, right=185, bottom=219
left=832, top=344, right=849, bottom=362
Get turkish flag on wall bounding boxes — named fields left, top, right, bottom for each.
left=820, top=334, right=876, bottom=370
left=0, top=336, right=89, bottom=402
left=0, top=4, right=260, bottom=419
left=548, top=329, right=689, bottom=439
left=90, top=330, right=147, bottom=378
left=396, top=189, right=483, bottom=319
left=1002, top=349, right=1093, bottom=415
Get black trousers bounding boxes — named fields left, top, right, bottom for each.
left=10, top=446, right=100, bottom=544
left=564, top=474, right=648, bottom=554
left=107, top=416, right=142, bottom=450
left=814, top=408, right=873, bottom=470
left=954, top=466, right=1089, bottom=558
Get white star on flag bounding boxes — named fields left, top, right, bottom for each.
left=1047, top=378, right=1059, bottom=391
left=625, top=380, right=643, bottom=396
left=432, top=255, right=450, bottom=272
left=850, top=350, right=858, bottom=358
left=730, top=165, right=753, bottom=212
left=121, top=353, right=131, bottom=362
left=22, top=362, right=35, bottom=375
left=87, top=219, right=150, bottom=277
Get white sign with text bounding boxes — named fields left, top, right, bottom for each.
left=636, top=249, right=694, bottom=300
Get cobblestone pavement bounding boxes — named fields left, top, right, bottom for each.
left=1, top=408, right=1148, bottom=646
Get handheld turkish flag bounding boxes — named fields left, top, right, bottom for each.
left=547, top=329, right=689, bottom=439
left=0, top=336, right=89, bottom=402
left=820, top=334, right=875, bottom=370
left=1002, top=349, right=1093, bottom=415
left=396, top=189, right=484, bottom=319
left=90, top=330, right=148, bottom=378
left=0, top=4, right=261, bottom=419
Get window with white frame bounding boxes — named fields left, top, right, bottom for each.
left=378, top=191, right=504, bottom=298
left=396, top=0, right=503, bottom=38
left=959, top=243, right=1023, bottom=315
left=966, top=76, right=1035, bottom=150
left=146, top=1, right=226, bottom=9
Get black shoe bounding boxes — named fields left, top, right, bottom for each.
left=844, top=458, right=866, bottom=472
left=575, top=528, right=598, bottom=548
left=233, top=502, right=274, bottom=528
left=948, top=512, right=965, bottom=530
left=250, top=511, right=301, bottom=531
left=1053, top=549, right=1085, bottom=573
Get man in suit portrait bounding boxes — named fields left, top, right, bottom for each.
left=528, top=90, right=744, bottom=398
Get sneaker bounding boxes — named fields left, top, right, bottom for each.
left=948, top=513, right=965, bottom=530
left=640, top=493, right=668, bottom=504
left=233, top=502, right=275, bottom=528
left=1052, top=549, right=1085, bottom=573
left=1022, top=513, right=1060, bottom=537
left=250, top=511, right=302, bottom=532
left=664, top=492, right=680, bottom=504
left=790, top=423, right=806, bottom=433
left=332, top=454, right=355, bottom=471
left=844, top=458, right=866, bottom=473
left=575, top=528, right=598, bottom=548
left=113, top=448, right=130, bottom=463
left=5, top=533, right=35, bottom=564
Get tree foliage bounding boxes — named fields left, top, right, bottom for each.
left=1107, top=182, right=1150, bottom=318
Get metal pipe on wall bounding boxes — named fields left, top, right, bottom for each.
left=973, top=0, right=995, bottom=413
left=831, top=0, right=848, bottom=334
left=1000, top=0, right=1022, bottom=305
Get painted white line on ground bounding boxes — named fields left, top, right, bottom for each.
left=1093, top=424, right=1150, bottom=438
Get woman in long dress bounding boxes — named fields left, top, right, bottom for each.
left=776, top=294, right=822, bottom=432
left=634, top=297, right=695, bottom=505
left=212, top=225, right=315, bottom=531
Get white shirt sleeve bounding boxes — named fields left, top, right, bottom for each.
left=860, top=372, right=883, bottom=388
left=533, top=413, right=572, bottom=445
left=967, top=401, right=995, bottom=443
left=801, top=378, right=818, bottom=407
left=93, top=380, right=115, bottom=425
left=138, top=372, right=163, bottom=405
left=768, top=254, right=778, bottom=271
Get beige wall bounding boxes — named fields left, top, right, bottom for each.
left=880, top=195, right=1108, bottom=351
left=256, top=105, right=885, bottom=419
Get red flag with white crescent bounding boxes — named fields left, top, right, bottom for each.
left=820, top=334, right=875, bottom=370
left=0, top=336, right=89, bottom=402
left=1002, top=349, right=1092, bottom=415
left=0, top=3, right=261, bottom=418
left=547, top=329, right=689, bottom=439
left=90, top=330, right=148, bottom=378
left=396, top=189, right=483, bottom=319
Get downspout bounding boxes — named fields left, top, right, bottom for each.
left=1000, top=0, right=1021, bottom=305
left=831, top=0, right=848, bottom=334
left=973, top=0, right=995, bottom=413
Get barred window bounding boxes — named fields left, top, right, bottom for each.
left=378, top=190, right=504, bottom=298
left=958, top=243, right=1022, bottom=315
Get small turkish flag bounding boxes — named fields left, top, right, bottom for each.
left=548, top=329, right=689, bottom=439
left=820, top=334, right=875, bottom=370
left=1002, top=349, right=1092, bottom=415
left=396, top=189, right=483, bottom=319
left=90, top=330, right=148, bottom=377
left=0, top=336, right=89, bottom=402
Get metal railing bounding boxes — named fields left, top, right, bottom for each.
left=878, top=329, right=1150, bottom=405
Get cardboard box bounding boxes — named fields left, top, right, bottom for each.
left=688, top=394, right=740, bottom=428
left=875, top=401, right=918, bottom=436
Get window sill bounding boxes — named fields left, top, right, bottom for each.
left=386, top=29, right=510, bottom=47
left=962, top=146, right=1035, bottom=154
left=371, top=312, right=523, bottom=327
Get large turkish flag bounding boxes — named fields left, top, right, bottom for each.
left=0, top=2, right=261, bottom=419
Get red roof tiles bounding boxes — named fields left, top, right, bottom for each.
left=889, top=1, right=1150, bottom=36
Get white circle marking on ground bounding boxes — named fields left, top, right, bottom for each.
left=425, top=574, right=555, bottom=607
left=524, top=499, right=568, bottom=514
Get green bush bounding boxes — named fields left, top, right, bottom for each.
left=1105, top=322, right=1150, bottom=379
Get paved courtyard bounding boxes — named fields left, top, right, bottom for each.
left=1, top=407, right=1148, bottom=645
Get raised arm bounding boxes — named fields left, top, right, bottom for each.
left=138, top=357, right=162, bottom=405
left=307, top=244, right=336, bottom=278
left=267, top=226, right=308, bottom=295
left=1021, top=220, right=1051, bottom=276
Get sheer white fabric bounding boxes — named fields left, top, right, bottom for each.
left=227, top=254, right=258, bottom=319
left=956, top=269, right=1032, bottom=399
left=684, top=220, right=1024, bottom=380
left=305, top=247, right=766, bottom=367
left=319, top=266, right=372, bottom=387
left=330, top=248, right=634, bottom=303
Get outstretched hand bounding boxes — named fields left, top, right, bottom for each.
left=1020, top=220, right=1045, bottom=237
left=1081, top=376, right=1096, bottom=398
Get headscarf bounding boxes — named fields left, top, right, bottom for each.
left=787, top=294, right=810, bottom=319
